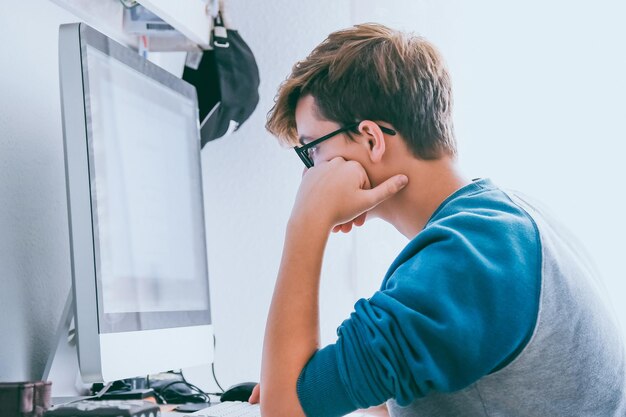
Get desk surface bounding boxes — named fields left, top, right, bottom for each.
left=160, top=403, right=389, bottom=417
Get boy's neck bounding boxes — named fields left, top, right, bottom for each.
left=377, top=155, right=471, bottom=239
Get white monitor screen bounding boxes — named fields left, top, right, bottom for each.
left=85, top=45, right=210, bottom=332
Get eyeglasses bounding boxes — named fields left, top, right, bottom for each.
left=294, top=122, right=397, bottom=168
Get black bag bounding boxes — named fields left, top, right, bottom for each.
left=183, top=12, right=260, bottom=147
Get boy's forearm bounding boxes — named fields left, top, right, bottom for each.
left=260, top=217, right=331, bottom=416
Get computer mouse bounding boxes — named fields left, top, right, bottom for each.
left=219, top=382, right=257, bottom=402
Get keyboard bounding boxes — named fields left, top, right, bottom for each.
left=162, top=401, right=261, bottom=417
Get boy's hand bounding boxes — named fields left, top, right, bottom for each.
left=248, top=383, right=260, bottom=404
left=332, top=212, right=367, bottom=234
left=290, top=157, right=408, bottom=232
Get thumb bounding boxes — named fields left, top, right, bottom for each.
left=363, top=174, right=408, bottom=208
left=248, top=383, right=260, bottom=404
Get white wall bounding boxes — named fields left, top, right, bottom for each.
left=0, top=1, right=80, bottom=381
left=351, top=0, right=626, bottom=335
left=1, top=0, right=624, bottom=396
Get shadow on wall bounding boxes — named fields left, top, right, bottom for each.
left=0, top=0, right=75, bottom=380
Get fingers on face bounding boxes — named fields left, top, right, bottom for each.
left=353, top=212, right=367, bottom=227
left=364, top=174, right=408, bottom=207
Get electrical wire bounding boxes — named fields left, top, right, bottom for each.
left=158, top=380, right=209, bottom=403
left=62, top=382, right=114, bottom=406
left=146, top=374, right=166, bottom=404
left=211, top=362, right=225, bottom=394
left=147, top=371, right=210, bottom=404
left=212, top=334, right=225, bottom=393
left=143, top=334, right=226, bottom=402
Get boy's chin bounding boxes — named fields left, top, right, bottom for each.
left=366, top=207, right=382, bottom=220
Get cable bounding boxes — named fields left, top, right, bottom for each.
left=157, top=380, right=209, bottom=403
left=211, top=334, right=225, bottom=393
left=144, top=333, right=226, bottom=402
left=178, top=335, right=225, bottom=396
left=61, top=382, right=115, bottom=406
left=93, top=382, right=115, bottom=399
left=146, top=374, right=166, bottom=404
left=148, top=371, right=211, bottom=404
left=211, top=362, right=225, bottom=393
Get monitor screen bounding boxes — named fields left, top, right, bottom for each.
left=86, top=45, right=210, bottom=332
left=59, top=23, right=213, bottom=383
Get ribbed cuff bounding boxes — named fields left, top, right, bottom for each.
left=296, top=344, right=357, bottom=417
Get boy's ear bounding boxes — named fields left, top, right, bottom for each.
left=358, top=121, right=386, bottom=163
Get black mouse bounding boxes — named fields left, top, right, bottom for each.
left=220, top=381, right=257, bottom=402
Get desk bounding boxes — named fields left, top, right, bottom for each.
left=160, top=403, right=389, bottom=417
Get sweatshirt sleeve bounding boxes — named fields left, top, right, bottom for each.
left=296, top=199, right=541, bottom=417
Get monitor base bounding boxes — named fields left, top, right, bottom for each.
left=42, top=291, right=91, bottom=398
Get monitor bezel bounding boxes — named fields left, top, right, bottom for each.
left=59, top=22, right=213, bottom=383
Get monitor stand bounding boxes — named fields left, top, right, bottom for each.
left=42, top=291, right=91, bottom=400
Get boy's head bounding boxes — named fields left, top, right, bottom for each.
left=266, top=23, right=456, bottom=161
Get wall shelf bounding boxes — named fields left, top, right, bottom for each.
left=49, top=0, right=211, bottom=51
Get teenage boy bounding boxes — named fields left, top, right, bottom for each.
left=252, top=23, right=626, bottom=416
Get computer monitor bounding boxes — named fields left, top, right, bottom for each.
left=58, top=22, right=214, bottom=383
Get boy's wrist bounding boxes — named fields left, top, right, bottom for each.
left=288, top=211, right=334, bottom=236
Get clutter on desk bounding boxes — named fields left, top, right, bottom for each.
left=146, top=371, right=210, bottom=405
left=43, top=399, right=159, bottom=417
left=0, top=381, right=51, bottom=417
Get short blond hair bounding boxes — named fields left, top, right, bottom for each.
left=266, top=23, right=456, bottom=159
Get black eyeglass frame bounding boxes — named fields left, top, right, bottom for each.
left=294, top=122, right=397, bottom=168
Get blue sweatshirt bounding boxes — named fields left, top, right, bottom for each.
left=296, top=178, right=542, bottom=417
